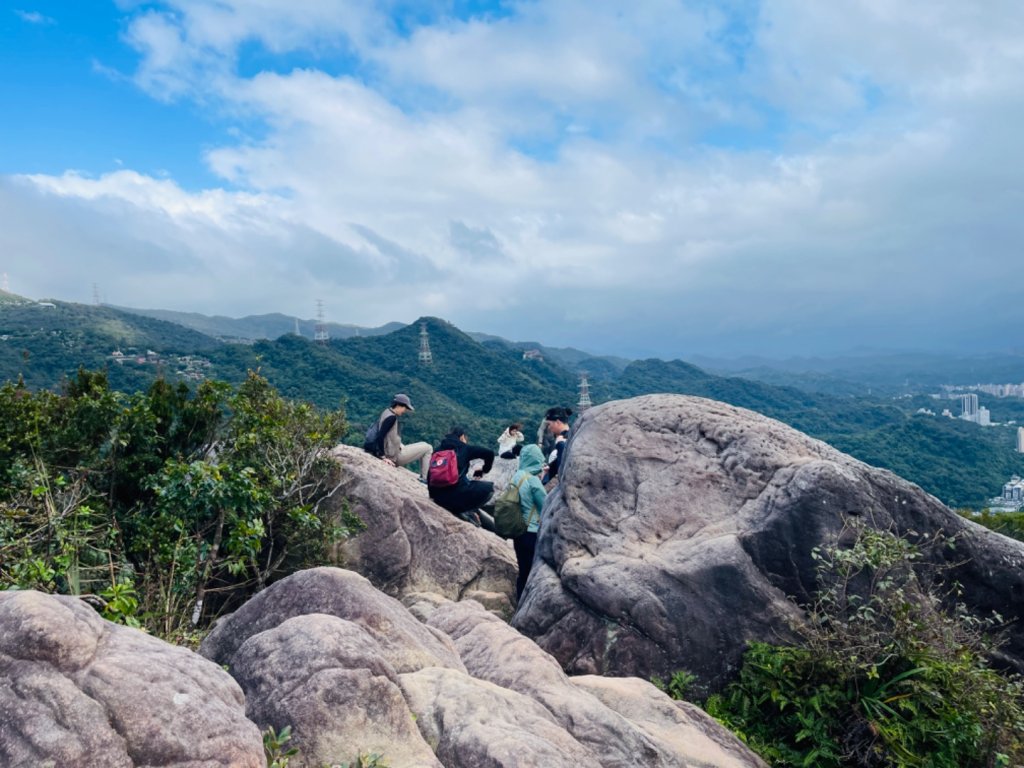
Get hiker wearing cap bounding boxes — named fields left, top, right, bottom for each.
left=509, top=443, right=547, bottom=600
left=542, top=406, right=572, bottom=484
left=365, top=394, right=432, bottom=481
left=428, top=426, right=495, bottom=525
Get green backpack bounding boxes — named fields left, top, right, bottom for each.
left=493, top=474, right=539, bottom=539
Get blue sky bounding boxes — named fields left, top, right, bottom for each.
left=2, top=1, right=1023, bottom=359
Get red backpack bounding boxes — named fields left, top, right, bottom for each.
left=427, top=449, right=460, bottom=488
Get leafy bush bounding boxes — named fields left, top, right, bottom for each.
left=0, top=368, right=355, bottom=639
left=964, top=509, right=1024, bottom=544
left=705, top=521, right=1024, bottom=767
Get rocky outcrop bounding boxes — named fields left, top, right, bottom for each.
left=418, top=597, right=763, bottom=768
left=202, top=567, right=765, bottom=768
left=0, top=590, right=262, bottom=768
left=512, top=394, right=1024, bottom=691
left=326, top=444, right=517, bottom=606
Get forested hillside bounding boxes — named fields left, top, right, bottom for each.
left=1, top=300, right=1020, bottom=507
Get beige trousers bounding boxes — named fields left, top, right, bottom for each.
left=396, top=442, right=432, bottom=480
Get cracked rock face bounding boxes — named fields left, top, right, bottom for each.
left=0, top=591, right=263, bottom=768
left=512, top=394, right=1024, bottom=691
left=326, top=445, right=517, bottom=605
left=205, top=568, right=765, bottom=768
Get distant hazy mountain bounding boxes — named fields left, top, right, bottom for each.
left=467, top=331, right=631, bottom=380
left=690, top=351, right=1024, bottom=395
left=110, top=305, right=404, bottom=342
left=0, top=289, right=35, bottom=306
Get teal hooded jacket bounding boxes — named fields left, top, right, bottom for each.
left=510, top=444, right=547, bottom=534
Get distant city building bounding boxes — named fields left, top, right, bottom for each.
left=957, top=393, right=992, bottom=425
left=1018, top=427, right=1024, bottom=454
left=960, top=393, right=979, bottom=417
left=1004, top=476, right=1024, bottom=503
left=941, top=408, right=954, bottom=418
left=986, top=475, right=1024, bottom=512
left=942, top=383, right=1024, bottom=398
left=522, top=349, right=543, bottom=361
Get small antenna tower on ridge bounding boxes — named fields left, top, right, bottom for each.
left=1, top=273, right=8, bottom=293
left=314, top=300, right=329, bottom=345
left=418, top=322, right=433, bottom=364
left=577, top=371, right=592, bottom=411
left=93, top=283, right=101, bottom=306
left=294, top=317, right=300, bottom=336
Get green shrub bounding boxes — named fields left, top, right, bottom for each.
left=705, top=521, right=1024, bottom=767
left=0, top=368, right=354, bottom=640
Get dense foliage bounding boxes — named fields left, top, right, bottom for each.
left=2, top=302, right=1022, bottom=506
left=0, top=369, right=355, bottom=639
left=705, top=522, right=1024, bottom=767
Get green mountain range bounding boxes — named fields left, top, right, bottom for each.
left=109, top=305, right=404, bottom=341
left=1, top=298, right=1021, bottom=508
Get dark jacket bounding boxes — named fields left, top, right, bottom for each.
left=429, top=436, right=495, bottom=515
left=546, top=429, right=570, bottom=480
left=432, top=436, right=494, bottom=482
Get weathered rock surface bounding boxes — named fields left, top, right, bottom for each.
left=512, top=394, right=1024, bottom=690
left=200, top=567, right=465, bottom=674
left=422, top=598, right=764, bottom=768
left=327, top=444, right=517, bottom=605
left=229, top=613, right=444, bottom=768
left=0, top=590, right=262, bottom=768
left=203, top=567, right=764, bottom=768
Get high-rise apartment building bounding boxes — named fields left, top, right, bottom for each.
left=1018, top=427, right=1024, bottom=453
left=960, top=393, right=979, bottom=417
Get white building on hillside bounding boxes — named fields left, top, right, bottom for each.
left=1018, top=427, right=1024, bottom=453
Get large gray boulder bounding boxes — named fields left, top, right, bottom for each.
left=512, top=394, right=1024, bottom=691
left=0, top=590, right=263, bottom=768
left=421, top=598, right=763, bottom=768
left=327, top=444, right=517, bottom=604
left=200, top=567, right=465, bottom=673
left=203, top=567, right=764, bottom=768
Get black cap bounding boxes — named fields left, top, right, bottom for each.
left=545, top=406, right=572, bottom=422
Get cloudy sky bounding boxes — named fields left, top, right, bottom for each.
left=2, top=1, right=1022, bottom=359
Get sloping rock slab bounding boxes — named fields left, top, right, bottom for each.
left=399, top=667, right=600, bottom=767
left=422, top=598, right=765, bottom=768
left=0, top=590, right=262, bottom=768
left=512, top=394, right=1024, bottom=691
left=200, top=567, right=464, bottom=674
left=229, top=613, right=443, bottom=768
left=327, top=444, right=516, bottom=602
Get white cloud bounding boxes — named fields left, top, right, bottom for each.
left=14, top=9, right=55, bottom=25
left=5, top=0, right=1024, bottom=355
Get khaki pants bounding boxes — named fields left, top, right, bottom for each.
left=396, top=442, right=432, bottom=480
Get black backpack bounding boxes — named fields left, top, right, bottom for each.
left=363, top=420, right=383, bottom=456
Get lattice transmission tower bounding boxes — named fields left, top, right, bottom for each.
left=418, top=322, right=433, bottom=364
left=577, top=371, right=592, bottom=411
left=314, top=300, right=329, bottom=345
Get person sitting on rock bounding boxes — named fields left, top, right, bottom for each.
left=497, top=422, right=525, bottom=459
left=429, top=426, right=495, bottom=526
left=509, top=443, right=548, bottom=600
left=542, top=406, right=572, bottom=485
left=366, top=393, right=432, bottom=482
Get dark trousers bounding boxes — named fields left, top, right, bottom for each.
left=430, top=480, right=494, bottom=516
left=513, top=531, right=538, bottom=600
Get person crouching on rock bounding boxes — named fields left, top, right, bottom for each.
left=510, top=443, right=547, bottom=600
left=497, top=423, right=525, bottom=459
left=429, top=426, right=495, bottom=526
